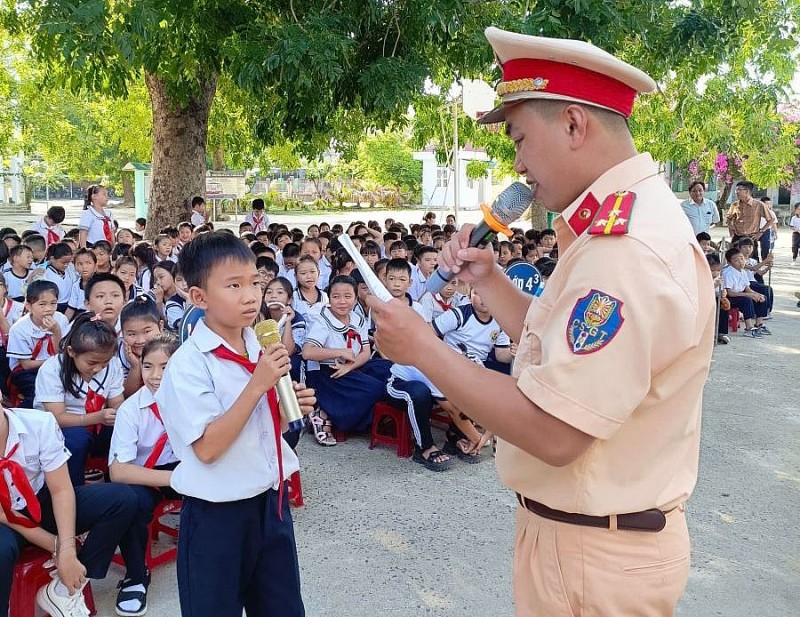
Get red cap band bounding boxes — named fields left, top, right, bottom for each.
left=501, top=59, right=637, bottom=117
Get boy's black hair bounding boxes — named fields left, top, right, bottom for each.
left=403, top=235, right=418, bottom=251
left=291, top=229, right=304, bottom=243
left=706, top=253, right=721, bottom=267
left=415, top=245, right=437, bottom=259
left=282, top=242, right=301, bottom=259
left=121, top=294, right=162, bottom=328
left=24, top=234, right=46, bottom=253
left=179, top=230, right=256, bottom=289
left=45, top=242, right=73, bottom=261
left=3, top=234, right=21, bottom=244
left=695, top=232, right=712, bottom=243
left=85, top=272, right=126, bottom=301
left=159, top=225, right=178, bottom=239
left=239, top=222, right=254, bottom=232
left=0, top=227, right=17, bottom=238
left=26, top=279, right=59, bottom=303
left=724, top=247, right=742, bottom=263
left=252, top=198, right=265, bottom=210
left=688, top=181, right=706, bottom=191
left=389, top=240, right=407, bottom=253
left=249, top=240, right=269, bottom=255
left=65, top=228, right=81, bottom=240
left=135, top=217, right=147, bottom=227
left=240, top=233, right=257, bottom=243
left=735, top=236, right=754, bottom=248
left=255, top=231, right=270, bottom=241
left=92, top=240, right=113, bottom=253
left=142, top=332, right=180, bottom=363
left=534, top=257, right=557, bottom=278
left=153, top=260, right=177, bottom=277
left=442, top=224, right=456, bottom=235
left=111, top=243, right=132, bottom=261
left=191, top=196, right=206, bottom=208
left=383, top=232, right=398, bottom=243
left=301, top=237, right=322, bottom=251
left=498, top=240, right=514, bottom=253
left=0, top=242, right=7, bottom=266
left=373, top=258, right=389, bottom=276
left=735, top=180, right=755, bottom=193
left=540, top=228, right=556, bottom=238
left=9, top=244, right=32, bottom=260
left=360, top=240, right=381, bottom=255
left=256, top=256, right=280, bottom=275
left=329, top=274, right=357, bottom=294
left=274, top=230, right=291, bottom=243
left=73, top=247, right=97, bottom=265
left=46, top=206, right=66, bottom=224
left=59, top=311, right=118, bottom=397
left=21, top=230, right=39, bottom=240
left=386, top=257, right=412, bottom=276
left=331, top=224, right=343, bottom=234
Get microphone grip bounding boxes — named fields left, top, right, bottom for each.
left=276, top=374, right=305, bottom=432
left=424, top=221, right=496, bottom=295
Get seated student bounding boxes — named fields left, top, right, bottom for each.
left=7, top=281, right=68, bottom=405
left=33, top=205, right=67, bottom=246
left=723, top=247, right=768, bottom=338
left=34, top=312, right=123, bottom=486
left=42, top=242, right=75, bottom=314
left=419, top=278, right=468, bottom=323
left=131, top=242, right=157, bottom=291
left=176, top=221, right=193, bottom=252
left=239, top=222, right=254, bottom=237
left=410, top=245, right=438, bottom=301
left=265, top=277, right=306, bottom=383
left=303, top=275, right=391, bottom=445
left=0, top=404, right=146, bottom=617
left=736, top=237, right=774, bottom=319
left=135, top=217, right=147, bottom=235
left=498, top=240, right=515, bottom=269
left=433, top=288, right=512, bottom=461
left=707, top=253, right=730, bottom=344
left=279, top=242, right=301, bottom=287
left=109, top=334, right=182, bottom=616
left=25, top=234, right=48, bottom=271
left=696, top=231, right=715, bottom=254
left=119, top=296, right=164, bottom=398
left=91, top=239, right=114, bottom=274
left=115, top=256, right=145, bottom=301
left=384, top=258, right=432, bottom=322
left=153, top=233, right=177, bottom=264
left=388, top=239, right=408, bottom=261
left=0, top=276, right=24, bottom=396
left=66, top=248, right=98, bottom=320
left=360, top=240, right=381, bottom=271
left=292, top=256, right=328, bottom=322
left=256, top=255, right=279, bottom=294
left=116, top=227, right=136, bottom=247
left=5, top=244, right=33, bottom=302
left=245, top=198, right=270, bottom=233
left=299, top=237, right=330, bottom=290
left=538, top=228, right=557, bottom=255
left=152, top=261, right=185, bottom=332
left=155, top=231, right=313, bottom=617
left=81, top=272, right=126, bottom=339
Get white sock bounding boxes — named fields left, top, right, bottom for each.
left=118, top=584, right=146, bottom=612
left=53, top=579, right=70, bottom=597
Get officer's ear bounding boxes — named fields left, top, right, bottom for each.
left=563, top=104, right=590, bottom=148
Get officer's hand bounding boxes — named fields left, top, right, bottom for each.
left=437, top=224, right=497, bottom=284
left=366, top=297, right=438, bottom=366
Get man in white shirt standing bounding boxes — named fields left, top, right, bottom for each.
left=680, top=181, right=720, bottom=236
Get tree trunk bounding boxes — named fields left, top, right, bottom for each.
left=212, top=146, right=225, bottom=171
left=121, top=172, right=134, bottom=209
left=716, top=182, right=733, bottom=224
left=528, top=201, right=549, bottom=231
left=145, top=72, right=217, bottom=239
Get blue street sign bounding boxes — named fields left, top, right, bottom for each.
left=506, top=262, right=543, bottom=297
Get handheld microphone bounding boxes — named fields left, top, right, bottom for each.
left=253, top=319, right=305, bottom=432
left=425, top=182, right=533, bottom=295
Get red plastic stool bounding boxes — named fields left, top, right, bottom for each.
left=10, top=545, right=97, bottom=617
left=332, top=428, right=348, bottom=443
left=287, top=471, right=304, bottom=508
left=369, top=402, right=414, bottom=458
left=112, top=499, right=181, bottom=571
left=728, top=310, right=740, bottom=333
left=430, top=405, right=452, bottom=429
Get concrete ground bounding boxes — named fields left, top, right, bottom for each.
left=5, top=202, right=799, bottom=615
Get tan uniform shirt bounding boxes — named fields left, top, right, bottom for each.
left=497, top=153, right=715, bottom=516
left=728, top=197, right=767, bottom=237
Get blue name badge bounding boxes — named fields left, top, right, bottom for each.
left=505, top=262, right=543, bottom=297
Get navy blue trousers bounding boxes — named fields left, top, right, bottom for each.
left=386, top=376, right=435, bottom=451
left=62, top=425, right=113, bottom=486
left=177, top=488, right=304, bottom=617
left=9, top=368, right=38, bottom=407
left=0, top=482, right=140, bottom=615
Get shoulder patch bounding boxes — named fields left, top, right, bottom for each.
left=566, top=290, right=625, bottom=355
left=587, top=191, right=635, bottom=236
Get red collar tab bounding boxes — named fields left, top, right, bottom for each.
left=568, top=193, right=602, bottom=236
left=500, top=59, right=637, bottom=118
left=588, top=191, right=636, bottom=236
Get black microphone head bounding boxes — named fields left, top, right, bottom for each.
left=492, top=182, right=533, bottom=225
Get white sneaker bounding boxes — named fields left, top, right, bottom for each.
left=37, top=579, right=91, bottom=617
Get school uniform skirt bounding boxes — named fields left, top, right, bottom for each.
left=307, top=358, right=392, bottom=432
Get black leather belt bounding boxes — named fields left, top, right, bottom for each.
left=516, top=494, right=670, bottom=533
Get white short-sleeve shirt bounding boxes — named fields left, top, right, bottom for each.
left=432, top=304, right=510, bottom=364
left=190, top=211, right=205, bottom=228
left=78, top=207, right=115, bottom=245
left=110, top=386, right=178, bottom=468
left=68, top=281, right=86, bottom=312
left=6, top=313, right=69, bottom=370
left=304, top=307, right=369, bottom=371
left=33, top=219, right=65, bottom=245
left=418, top=291, right=469, bottom=323
left=43, top=265, right=74, bottom=306
left=34, top=354, right=124, bottom=415
left=2, top=408, right=70, bottom=512
left=722, top=265, right=750, bottom=293
left=244, top=211, right=269, bottom=233
left=409, top=265, right=429, bottom=302
left=155, top=318, right=299, bottom=502
left=1, top=298, right=24, bottom=346
left=4, top=269, right=29, bottom=302
left=292, top=288, right=328, bottom=322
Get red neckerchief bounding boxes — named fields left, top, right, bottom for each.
left=345, top=329, right=362, bottom=350
left=0, top=442, right=41, bottom=529
left=210, top=346, right=286, bottom=519
left=46, top=228, right=60, bottom=246
left=143, top=402, right=169, bottom=469
left=93, top=208, right=114, bottom=244
left=434, top=294, right=451, bottom=312
left=252, top=214, right=263, bottom=229
left=85, top=389, right=106, bottom=435
left=31, top=335, right=54, bottom=361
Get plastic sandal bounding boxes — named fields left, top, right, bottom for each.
left=309, top=409, right=337, bottom=446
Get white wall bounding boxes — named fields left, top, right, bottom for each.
left=414, top=150, right=495, bottom=211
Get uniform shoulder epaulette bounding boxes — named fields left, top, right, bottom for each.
left=587, top=191, right=636, bottom=236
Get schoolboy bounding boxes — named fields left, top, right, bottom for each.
left=33, top=206, right=66, bottom=246
left=695, top=231, right=715, bottom=254
left=190, top=196, right=207, bottom=228
left=384, top=258, right=431, bottom=321
left=389, top=240, right=408, bottom=260
left=25, top=234, right=48, bottom=270
left=245, top=198, right=270, bottom=233
left=6, top=280, right=69, bottom=404
left=723, top=247, right=768, bottom=337
left=5, top=245, right=33, bottom=301
left=156, top=231, right=314, bottom=617
left=410, top=245, right=438, bottom=301
left=135, top=217, right=147, bottom=234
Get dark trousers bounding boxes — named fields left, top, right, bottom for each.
left=729, top=295, right=767, bottom=320
left=177, top=488, right=304, bottom=617
left=718, top=308, right=729, bottom=335
left=792, top=232, right=800, bottom=260
left=0, top=482, right=139, bottom=615
left=9, top=368, right=38, bottom=406
left=749, top=281, right=773, bottom=313
left=63, top=425, right=113, bottom=486
left=0, top=347, right=9, bottom=397
left=758, top=232, right=772, bottom=260
left=386, top=376, right=435, bottom=451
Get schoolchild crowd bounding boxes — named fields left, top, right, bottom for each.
left=0, top=185, right=716, bottom=617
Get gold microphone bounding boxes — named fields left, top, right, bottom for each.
left=254, top=319, right=305, bottom=432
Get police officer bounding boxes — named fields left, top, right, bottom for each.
left=368, top=27, right=715, bottom=616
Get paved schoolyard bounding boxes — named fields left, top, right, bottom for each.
left=7, top=202, right=799, bottom=615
